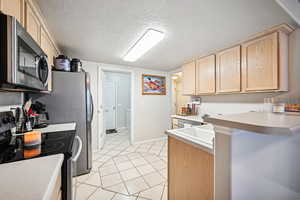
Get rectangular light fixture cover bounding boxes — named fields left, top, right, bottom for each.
left=123, top=29, right=164, bottom=62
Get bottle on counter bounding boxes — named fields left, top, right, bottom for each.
left=264, top=98, right=274, bottom=113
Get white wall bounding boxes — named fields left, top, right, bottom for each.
left=83, top=61, right=171, bottom=149
left=231, top=130, right=300, bottom=200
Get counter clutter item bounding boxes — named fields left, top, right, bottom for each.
left=0, top=154, right=64, bottom=200
left=204, top=112, right=300, bottom=135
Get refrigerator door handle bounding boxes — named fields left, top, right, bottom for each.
left=72, top=136, right=83, bottom=163
left=90, top=92, right=94, bottom=122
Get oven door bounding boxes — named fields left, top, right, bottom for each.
left=13, top=21, right=49, bottom=91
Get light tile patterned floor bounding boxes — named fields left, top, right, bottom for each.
left=75, top=131, right=168, bottom=200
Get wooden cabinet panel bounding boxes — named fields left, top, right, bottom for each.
left=242, top=32, right=279, bottom=91
left=196, top=55, right=216, bottom=95
left=41, top=27, right=53, bottom=91
left=182, top=61, right=196, bottom=95
left=0, top=0, right=23, bottom=24
left=25, top=1, right=40, bottom=44
left=168, top=136, right=214, bottom=200
left=216, top=46, right=241, bottom=93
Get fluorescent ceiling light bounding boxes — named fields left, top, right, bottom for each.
left=123, top=29, right=164, bottom=62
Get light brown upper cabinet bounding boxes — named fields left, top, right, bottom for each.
left=196, top=55, right=216, bottom=95
left=216, top=46, right=241, bottom=93
left=182, top=61, right=196, bottom=95
left=242, top=32, right=288, bottom=92
left=41, top=27, right=55, bottom=66
left=0, top=0, right=24, bottom=24
left=25, top=1, right=41, bottom=44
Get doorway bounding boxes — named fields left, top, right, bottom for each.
left=101, top=71, right=132, bottom=146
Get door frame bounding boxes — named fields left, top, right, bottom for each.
left=98, top=67, right=135, bottom=148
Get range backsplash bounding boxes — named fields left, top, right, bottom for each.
left=0, top=92, right=23, bottom=106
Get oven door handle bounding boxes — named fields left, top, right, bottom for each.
left=72, top=136, right=83, bottom=163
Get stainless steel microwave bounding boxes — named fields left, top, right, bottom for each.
left=0, top=13, right=49, bottom=91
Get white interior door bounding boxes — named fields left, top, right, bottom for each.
left=103, top=81, right=117, bottom=131
left=98, top=69, right=105, bottom=149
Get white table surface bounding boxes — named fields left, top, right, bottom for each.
left=204, top=112, right=300, bottom=135
left=0, top=154, right=64, bottom=200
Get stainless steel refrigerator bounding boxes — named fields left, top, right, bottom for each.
left=32, top=71, right=93, bottom=176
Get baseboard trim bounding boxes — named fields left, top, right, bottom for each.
left=133, top=136, right=167, bottom=145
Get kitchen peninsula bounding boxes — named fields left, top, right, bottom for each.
left=204, top=112, right=300, bottom=200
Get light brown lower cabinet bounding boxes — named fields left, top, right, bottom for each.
left=168, top=136, right=214, bottom=200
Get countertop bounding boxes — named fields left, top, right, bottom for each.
left=166, top=125, right=215, bottom=154
left=204, top=112, right=300, bottom=135
left=0, top=154, right=64, bottom=200
left=171, top=114, right=203, bottom=123
left=34, top=122, right=76, bottom=133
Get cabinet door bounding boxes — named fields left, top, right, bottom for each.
left=168, top=136, right=214, bottom=200
left=25, top=1, right=40, bottom=44
left=182, top=61, right=196, bottom=95
left=242, top=32, right=278, bottom=91
left=0, top=0, right=23, bottom=24
left=196, top=55, right=216, bottom=94
left=216, top=46, right=241, bottom=93
left=41, top=27, right=53, bottom=91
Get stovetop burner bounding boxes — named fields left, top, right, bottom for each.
left=0, top=130, right=75, bottom=164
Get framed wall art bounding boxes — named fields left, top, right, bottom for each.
left=142, top=74, right=166, bottom=95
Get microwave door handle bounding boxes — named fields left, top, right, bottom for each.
left=72, top=136, right=83, bottom=163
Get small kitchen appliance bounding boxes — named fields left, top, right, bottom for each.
left=0, top=13, right=49, bottom=91
left=70, top=58, right=82, bottom=72
left=54, top=55, right=71, bottom=71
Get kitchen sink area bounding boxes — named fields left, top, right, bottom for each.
left=167, top=124, right=215, bottom=152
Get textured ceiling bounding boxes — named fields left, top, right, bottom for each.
left=36, top=0, right=295, bottom=71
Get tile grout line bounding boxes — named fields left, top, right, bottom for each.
left=91, top=132, right=167, bottom=199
